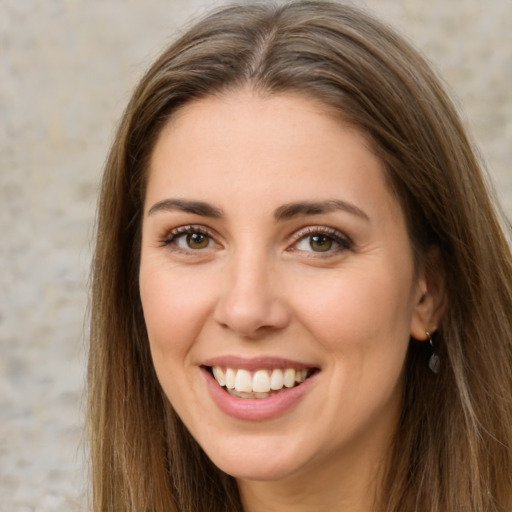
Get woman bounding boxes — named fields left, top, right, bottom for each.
left=88, top=1, right=512, bottom=511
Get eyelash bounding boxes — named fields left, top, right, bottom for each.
left=289, top=226, right=353, bottom=256
left=161, top=225, right=353, bottom=255
left=161, top=225, right=216, bottom=252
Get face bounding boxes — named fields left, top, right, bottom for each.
left=139, top=90, right=431, bottom=485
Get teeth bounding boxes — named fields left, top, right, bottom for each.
left=235, top=369, right=252, bottom=392
left=212, top=366, right=225, bottom=386
left=211, top=366, right=311, bottom=394
left=225, top=368, right=236, bottom=389
left=283, top=368, right=295, bottom=388
left=270, top=369, right=284, bottom=390
left=253, top=370, right=271, bottom=393
left=296, top=369, right=307, bottom=383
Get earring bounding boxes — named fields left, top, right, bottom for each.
left=426, top=331, right=440, bottom=374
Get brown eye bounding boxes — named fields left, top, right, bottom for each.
left=185, top=232, right=210, bottom=249
left=292, top=228, right=351, bottom=255
left=164, top=227, right=216, bottom=251
left=309, top=234, right=334, bottom=252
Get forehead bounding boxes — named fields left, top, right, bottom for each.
left=146, top=90, right=401, bottom=224
left=157, top=89, right=344, bottom=149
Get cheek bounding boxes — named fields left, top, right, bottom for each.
left=139, top=264, right=214, bottom=358
left=291, top=264, right=415, bottom=359
left=139, top=266, right=213, bottom=415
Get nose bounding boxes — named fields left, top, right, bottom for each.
left=213, top=254, right=290, bottom=339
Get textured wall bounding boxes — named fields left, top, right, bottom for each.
left=1, top=0, right=510, bottom=510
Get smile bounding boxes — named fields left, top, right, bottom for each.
left=210, top=366, right=313, bottom=399
left=201, top=359, right=319, bottom=420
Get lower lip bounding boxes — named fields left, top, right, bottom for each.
left=201, top=368, right=317, bottom=421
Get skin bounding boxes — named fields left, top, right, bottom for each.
left=139, top=90, right=442, bottom=511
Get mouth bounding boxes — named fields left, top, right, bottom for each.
left=205, top=365, right=318, bottom=399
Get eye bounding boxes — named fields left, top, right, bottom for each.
left=299, top=234, right=336, bottom=252
left=181, top=232, right=211, bottom=249
left=162, top=226, right=217, bottom=251
left=292, top=227, right=352, bottom=254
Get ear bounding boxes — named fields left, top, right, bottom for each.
left=410, top=248, right=447, bottom=340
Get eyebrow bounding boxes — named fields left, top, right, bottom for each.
left=274, top=199, right=370, bottom=221
left=147, top=197, right=369, bottom=222
left=147, top=198, right=223, bottom=218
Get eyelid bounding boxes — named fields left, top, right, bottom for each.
left=159, top=224, right=352, bottom=255
left=289, top=225, right=353, bottom=253
left=161, top=224, right=219, bottom=249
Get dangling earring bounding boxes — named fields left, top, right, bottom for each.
left=426, top=331, right=440, bottom=374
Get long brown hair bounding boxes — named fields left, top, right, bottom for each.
left=88, top=2, right=512, bottom=510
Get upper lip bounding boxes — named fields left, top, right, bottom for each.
left=202, top=355, right=319, bottom=371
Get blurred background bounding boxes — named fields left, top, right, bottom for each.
left=1, top=0, right=510, bottom=510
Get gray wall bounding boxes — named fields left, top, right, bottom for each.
left=1, top=1, right=510, bottom=510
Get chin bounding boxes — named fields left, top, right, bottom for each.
left=216, top=457, right=301, bottom=482
left=200, top=435, right=311, bottom=482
